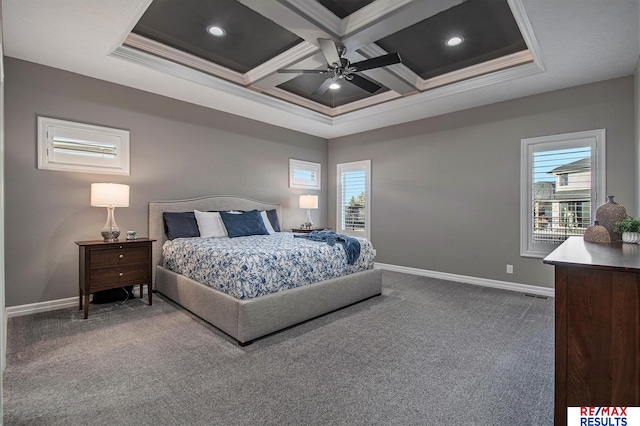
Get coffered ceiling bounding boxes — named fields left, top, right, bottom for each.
left=2, top=0, right=639, bottom=138
left=124, top=0, right=530, bottom=115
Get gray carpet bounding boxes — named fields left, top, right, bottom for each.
left=3, top=271, right=554, bottom=425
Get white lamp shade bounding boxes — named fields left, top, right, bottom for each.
left=91, top=183, right=130, bottom=207
left=299, top=195, right=318, bottom=209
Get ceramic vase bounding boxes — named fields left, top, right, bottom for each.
left=583, top=221, right=611, bottom=243
left=595, top=195, right=627, bottom=241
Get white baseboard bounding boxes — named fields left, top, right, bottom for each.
left=6, top=297, right=78, bottom=318
left=6, top=265, right=554, bottom=318
left=374, top=262, right=555, bottom=298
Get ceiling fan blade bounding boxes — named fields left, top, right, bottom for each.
left=347, top=74, right=381, bottom=94
left=317, top=38, right=341, bottom=66
left=277, top=69, right=328, bottom=74
left=313, top=78, right=334, bottom=96
left=351, top=52, right=402, bottom=72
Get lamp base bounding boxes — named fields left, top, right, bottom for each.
left=305, top=209, right=313, bottom=229
left=101, top=206, right=121, bottom=241
left=101, top=230, right=121, bottom=242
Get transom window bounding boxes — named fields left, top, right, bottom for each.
left=37, top=116, right=130, bottom=175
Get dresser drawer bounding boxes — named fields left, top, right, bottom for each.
left=89, top=246, right=149, bottom=268
left=89, top=263, right=149, bottom=288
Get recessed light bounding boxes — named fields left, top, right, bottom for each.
left=445, top=36, right=463, bottom=47
left=206, top=25, right=226, bottom=37
left=329, top=83, right=341, bottom=90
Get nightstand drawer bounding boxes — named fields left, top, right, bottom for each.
left=89, top=246, right=149, bottom=268
left=89, top=263, right=149, bottom=287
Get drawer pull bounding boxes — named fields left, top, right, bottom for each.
left=119, top=272, right=124, bottom=277
left=119, top=254, right=124, bottom=259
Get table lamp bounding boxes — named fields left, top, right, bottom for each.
left=299, top=194, right=318, bottom=229
left=91, top=183, right=129, bottom=241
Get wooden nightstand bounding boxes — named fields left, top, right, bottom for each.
left=76, top=238, right=155, bottom=318
left=290, top=228, right=330, bottom=234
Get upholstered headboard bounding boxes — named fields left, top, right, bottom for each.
left=148, top=195, right=282, bottom=284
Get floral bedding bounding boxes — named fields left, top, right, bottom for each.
left=162, top=232, right=375, bottom=300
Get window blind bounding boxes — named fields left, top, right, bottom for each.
left=37, top=116, right=130, bottom=175
left=337, top=160, right=370, bottom=239
left=531, top=147, right=592, bottom=245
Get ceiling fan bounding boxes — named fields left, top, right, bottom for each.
left=277, top=38, right=402, bottom=95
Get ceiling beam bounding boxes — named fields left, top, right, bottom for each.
left=341, top=0, right=464, bottom=50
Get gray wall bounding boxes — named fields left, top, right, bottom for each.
left=329, top=76, right=636, bottom=289
left=4, top=58, right=327, bottom=307
left=4, top=56, right=636, bottom=306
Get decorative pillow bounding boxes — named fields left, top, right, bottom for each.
left=194, top=210, right=228, bottom=238
left=265, top=209, right=281, bottom=232
left=219, top=209, right=269, bottom=238
left=163, top=212, right=199, bottom=240
left=261, top=211, right=276, bottom=234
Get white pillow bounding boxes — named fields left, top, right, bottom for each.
left=261, top=211, right=276, bottom=235
left=194, top=210, right=228, bottom=238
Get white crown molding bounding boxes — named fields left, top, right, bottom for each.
left=331, top=91, right=401, bottom=116
left=110, top=45, right=334, bottom=125
left=509, top=0, right=546, bottom=71
left=262, top=85, right=401, bottom=117
left=108, top=0, right=153, bottom=54
left=332, top=59, right=544, bottom=127
left=124, top=33, right=248, bottom=86
left=374, top=263, right=555, bottom=298
left=418, top=50, right=534, bottom=91
left=263, top=87, right=334, bottom=116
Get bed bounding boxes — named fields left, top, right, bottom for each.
left=148, top=195, right=382, bottom=345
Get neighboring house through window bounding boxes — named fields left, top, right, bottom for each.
left=337, top=160, right=371, bottom=240
left=521, top=129, right=605, bottom=257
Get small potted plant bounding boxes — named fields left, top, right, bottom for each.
left=614, top=217, right=640, bottom=243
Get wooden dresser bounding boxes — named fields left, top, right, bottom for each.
left=76, top=238, right=155, bottom=318
left=544, top=237, right=640, bottom=426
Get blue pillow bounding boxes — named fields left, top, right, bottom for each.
left=266, top=209, right=281, bottom=232
left=163, top=212, right=199, bottom=240
left=219, top=210, right=269, bottom=238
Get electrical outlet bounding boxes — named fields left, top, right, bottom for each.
left=506, top=264, right=514, bottom=274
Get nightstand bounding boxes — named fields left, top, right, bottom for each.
left=290, top=228, right=330, bottom=234
left=76, top=238, right=155, bottom=318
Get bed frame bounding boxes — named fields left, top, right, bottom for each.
left=148, top=195, right=382, bottom=345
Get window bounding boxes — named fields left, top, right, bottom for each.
left=337, top=160, right=371, bottom=240
left=37, top=116, right=130, bottom=175
left=520, top=129, right=605, bottom=257
left=559, top=174, right=568, bottom=186
left=289, top=159, right=321, bottom=190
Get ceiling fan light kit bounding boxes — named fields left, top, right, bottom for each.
left=277, top=38, right=402, bottom=95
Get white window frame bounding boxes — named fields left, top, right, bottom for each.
left=289, top=159, right=321, bottom=190
left=37, top=116, right=130, bottom=175
left=337, top=160, right=371, bottom=240
left=520, top=129, right=606, bottom=258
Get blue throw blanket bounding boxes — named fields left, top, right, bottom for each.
left=294, top=229, right=361, bottom=265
